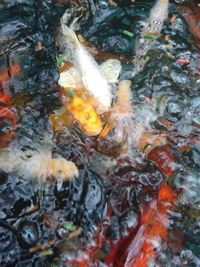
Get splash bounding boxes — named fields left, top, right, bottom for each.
left=97, top=80, right=134, bottom=156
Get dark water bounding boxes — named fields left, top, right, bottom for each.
left=0, top=0, right=200, bottom=266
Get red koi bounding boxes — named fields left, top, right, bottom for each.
left=148, top=144, right=175, bottom=176
left=0, top=94, right=18, bottom=147
left=123, top=181, right=176, bottom=267
left=0, top=64, right=21, bottom=146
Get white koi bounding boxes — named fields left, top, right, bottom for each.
left=58, top=59, right=121, bottom=89
left=60, top=14, right=112, bottom=114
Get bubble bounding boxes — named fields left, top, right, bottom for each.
left=138, top=37, right=145, bottom=44
left=97, top=0, right=109, bottom=10
left=167, top=102, right=181, bottom=114
left=17, top=221, right=39, bottom=248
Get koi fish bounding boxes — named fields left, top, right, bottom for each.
left=60, top=13, right=112, bottom=114
left=133, top=0, right=169, bottom=76
left=61, top=88, right=103, bottom=136
left=124, top=181, right=175, bottom=267
left=58, top=59, right=121, bottom=89
left=57, top=58, right=121, bottom=136
left=97, top=80, right=157, bottom=157
left=0, top=94, right=18, bottom=148
left=97, top=80, right=133, bottom=156
left=0, top=147, right=78, bottom=186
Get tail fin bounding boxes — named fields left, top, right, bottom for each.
left=60, top=18, right=80, bottom=47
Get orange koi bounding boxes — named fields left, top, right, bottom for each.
left=124, top=181, right=176, bottom=267
left=61, top=88, right=103, bottom=136
left=0, top=94, right=18, bottom=147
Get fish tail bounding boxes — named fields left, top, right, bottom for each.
left=60, top=19, right=80, bottom=48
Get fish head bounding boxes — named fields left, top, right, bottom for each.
left=63, top=90, right=103, bottom=136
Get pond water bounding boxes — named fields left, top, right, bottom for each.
left=0, top=0, right=200, bottom=266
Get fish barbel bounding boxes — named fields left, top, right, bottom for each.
left=60, top=15, right=112, bottom=114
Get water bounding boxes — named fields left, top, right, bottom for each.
left=0, top=0, right=200, bottom=266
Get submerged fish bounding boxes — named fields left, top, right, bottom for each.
left=0, top=94, right=18, bottom=148
left=60, top=13, right=112, bottom=114
left=132, top=0, right=169, bottom=76
left=0, top=147, right=78, bottom=186
left=97, top=80, right=134, bottom=156
left=97, top=80, right=157, bottom=157
left=124, top=181, right=176, bottom=267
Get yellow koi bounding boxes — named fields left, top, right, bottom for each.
left=62, top=88, right=103, bottom=136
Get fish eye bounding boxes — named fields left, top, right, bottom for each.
left=97, top=0, right=109, bottom=10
